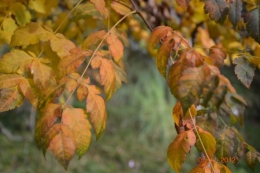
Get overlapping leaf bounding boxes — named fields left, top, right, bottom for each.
left=208, top=46, right=226, bottom=68
left=195, top=126, right=216, bottom=159
left=112, top=62, right=127, bottom=90
left=0, top=86, right=24, bottom=112
left=10, top=22, right=52, bottom=46
left=72, top=2, right=102, bottom=20
left=0, top=74, right=24, bottom=88
left=19, top=78, right=38, bottom=107
left=204, top=0, right=228, bottom=24
left=0, top=50, right=34, bottom=73
left=82, top=30, right=106, bottom=50
left=10, top=2, right=31, bottom=26
left=229, top=0, right=243, bottom=27
left=106, top=33, right=124, bottom=63
left=90, top=0, right=109, bottom=18
left=176, top=0, right=191, bottom=9
left=62, top=107, right=91, bottom=158
left=167, top=130, right=196, bottom=173
left=245, top=7, right=260, bottom=43
left=111, top=1, right=131, bottom=15
left=216, top=129, right=235, bottom=161
left=233, top=56, right=255, bottom=88
left=91, top=56, right=116, bottom=100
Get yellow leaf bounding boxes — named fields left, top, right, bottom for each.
left=82, top=30, right=106, bottom=50
left=0, top=86, right=24, bottom=112
left=10, top=22, right=52, bottom=47
left=111, top=1, right=131, bottom=15
left=172, top=101, right=183, bottom=126
left=91, top=56, right=116, bottom=100
left=106, top=33, right=124, bottom=63
left=167, top=130, right=196, bottom=173
left=19, top=78, right=38, bottom=108
left=62, top=107, right=92, bottom=158
left=10, top=2, right=31, bottom=26
left=29, top=0, right=46, bottom=14
left=0, top=74, right=24, bottom=89
left=90, top=0, right=109, bottom=18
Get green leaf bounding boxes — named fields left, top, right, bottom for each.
left=245, top=7, right=260, bottom=43
left=10, top=22, right=52, bottom=47
left=245, top=151, right=258, bottom=170
left=167, top=130, right=196, bottom=173
left=178, top=65, right=210, bottom=113
left=62, top=107, right=92, bottom=158
left=195, top=126, right=216, bottom=159
left=228, top=0, right=242, bottom=27
left=10, top=2, right=31, bottom=26
left=233, top=57, right=255, bottom=88
left=204, top=0, right=228, bottom=24
left=216, top=131, right=234, bottom=161
left=0, top=50, right=34, bottom=73
left=156, top=36, right=175, bottom=78
left=0, top=86, right=24, bottom=112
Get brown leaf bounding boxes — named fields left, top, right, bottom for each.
left=209, top=46, right=226, bottom=68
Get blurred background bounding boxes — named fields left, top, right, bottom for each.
left=0, top=39, right=260, bottom=173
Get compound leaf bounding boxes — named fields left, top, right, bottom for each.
left=167, top=130, right=196, bottom=173
left=62, top=107, right=92, bottom=158
left=234, top=57, right=255, bottom=89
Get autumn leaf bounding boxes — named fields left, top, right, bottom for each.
left=10, top=22, right=52, bottom=47
left=245, top=151, right=258, bottom=170
left=106, top=33, right=124, bottom=63
left=59, top=47, right=92, bottom=75
left=91, top=56, right=116, bottom=100
left=172, top=101, right=183, bottom=127
left=176, top=0, right=191, bottom=9
left=0, top=86, right=24, bottom=112
left=62, top=107, right=92, bottom=158
left=216, top=130, right=234, bottom=161
left=245, top=7, right=260, bottom=43
left=90, top=0, right=108, bottom=18
left=35, top=103, right=61, bottom=150
left=50, top=33, right=76, bottom=58
left=85, top=84, right=107, bottom=140
left=30, top=58, right=56, bottom=88
left=82, top=30, right=106, bottom=50
left=112, top=61, right=127, bottom=90
left=72, top=2, right=102, bottom=20
left=167, top=130, right=196, bottom=173
left=178, top=65, right=210, bottom=113
left=10, top=2, right=31, bottom=26
left=156, top=36, right=175, bottom=78
left=111, top=1, right=131, bottom=15
left=0, top=74, right=24, bottom=89
left=19, top=78, right=38, bottom=107
left=148, top=26, right=173, bottom=55
left=228, top=0, right=242, bottom=27
left=195, top=126, right=216, bottom=159
left=208, top=46, right=226, bottom=68
left=76, top=78, right=89, bottom=102
left=202, top=75, right=219, bottom=107
left=48, top=124, right=76, bottom=170
left=204, top=0, right=228, bottom=24
left=233, top=56, right=255, bottom=88
left=0, top=49, right=34, bottom=73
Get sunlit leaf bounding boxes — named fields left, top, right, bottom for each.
left=72, top=2, right=102, bottom=20
left=0, top=86, right=24, bottom=112
left=0, top=50, right=34, bottom=73
left=195, top=126, right=216, bottom=159
left=59, top=48, right=92, bottom=75
left=229, top=0, right=242, bottom=27
left=0, top=74, right=24, bottom=89
left=167, top=130, right=196, bottom=173
left=50, top=33, right=76, bottom=58
left=82, top=30, right=106, bottom=50
left=10, top=22, right=52, bottom=47
left=62, top=107, right=91, bottom=158
left=91, top=56, right=116, bottom=100
left=233, top=56, right=255, bottom=88
left=19, top=78, right=38, bottom=107
left=204, top=0, right=228, bottom=24
left=245, top=7, right=260, bottom=43
left=111, top=1, right=131, bottom=15
left=156, top=36, right=175, bottom=78
left=29, top=0, right=46, bottom=14
left=106, top=33, right=124, bottom=63
left=48, top=124, right=76, bottom=170
left=10, top=2, right=31, bottom=26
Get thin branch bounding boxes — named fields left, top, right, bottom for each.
left=65, top=10, right=137, bottom=105
left=113, top=0, right=134, bottom=11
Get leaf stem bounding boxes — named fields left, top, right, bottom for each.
left=188, top=109, right=215, bottom=172
left=64, top=10, right=137, bottom=105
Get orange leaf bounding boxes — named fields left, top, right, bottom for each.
left=82, top=30, right=106, bottom=50
left=30, top=58, right=56, bottom=88
left=77, top=85, right=88, bottom=102
left=86, top=84, right=107, bottom=140
left=148, top=26, right=173, bottom=55
left=59, top=47, right=92, bottom=75
left=106, top=33, right=124, bottom=63
left=19, top=78, right=38, bottom=107
left=167, top=130, right=196, bottom=173
left=176, top=0, right=191, bottom=9
left=0, top=74, right=24, bottom=89
left=48, top=124, right=76, bottom=170
left=172, top=101, right=183, bottom=126
left=50, top=33, right=76, bottom=58
left=112, top=61, right=127, bottom=90
left=90, top=0, right=108, bottom=18
left=91, top=56, right=116, bottom=100
left=156, top=35, right=175, bottom=78
left=62, top=107, right=92, bottom=158
left=35, top=104, right=61, bottom=150
left=0, top=86, right=24, bottom=112
left=209, top=46, right=226, bottom=68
